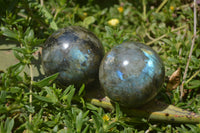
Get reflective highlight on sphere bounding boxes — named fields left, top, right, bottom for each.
left=99, top=42, right=165, bottom=108
left=42, top=26, right=104, bottom=86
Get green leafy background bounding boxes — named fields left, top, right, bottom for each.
left=0, top=0, right=200, bottom=132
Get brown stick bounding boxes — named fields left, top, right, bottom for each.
left=180, top=0, right=197, bottom=100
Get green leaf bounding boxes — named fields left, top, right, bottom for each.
left=78, top=84, right=85, bottom=96
left=191, top=55, right=199, bottom=64
left=105, top=26, right=113, bottom=36
left=7, top=63, right=25, bottom=76
left=188, top=80, right=200, bottom=89
left=37, top=5, right=58, bottom=30
left=27, top=28, right=34, bottom=40
left=196, top=49, right=200, bottom=57
left=91, top=115, right=100, bottom=130
left=5, top=118, right=14, bottom=133
left=98, top=127, right=104, bottom=133
left=33, top=73, right=59, bottom=88
left=162, top=38, right=173, bottom=46
left=106, top=122, right=117, bottom=131
left=33, top=87, right=58, bottom=104
left=1, top=27, right=18, bottom=40
left=45, top=87, right=58, bottom=103
left=60, top=86, right=71, bottom=100
left=91, top=111, right=103, bottom=129
left=86, top=103, right=99, bottom=111
left=66, top=87, right=75, bottom=106
left=82, top=124, right=89, bottom=133
left=10, top=87, right=21, bottom=93
left=32, top=109, right=43, bottom=126
left=80, top=97, right=85, bottom=108
left=0, top=91, right=7, bottom=104
left=60, top=85, right=76, bottom=105
left=24, top=28, right=34, bottom=43
left=49, top=19, right=58, bottom=31
left=52, top=125, right=58, bottom=132
left=58, top=129, right=68, bottom=133
left=167, top=57, right=180, bottom=64
left=24, top=105, right=35, bottom=113
left=33, top=94, right=53, bottom=103
left=115, top=102, right=122, bottom=120
left=82, top=16, right=96, bottom=28
left=83, top=110, right=89, bottom=119
left=59, top=0, right=67, bottom=6
left=76, top=111, right=83, bottom=132
left=12, top=47, right=27, bottom=54
left=13, top=50, right=23, bottom=62
left=0, top=106, right=7, bottom=114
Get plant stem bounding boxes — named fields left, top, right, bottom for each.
left=185, top=70, right=200, bottom=84
left=180, top=0, right=197, bottom=99
left=146, top=25, right=187, bottom=45
left=54, top=8, right=61, bottom=20
left=40, top=0, right=43, bottom=6
left=156, top=0, right=168, bottom=13
left=29, top=64, right=33, bottom=123
left=142, top=0, right=146, bottom=21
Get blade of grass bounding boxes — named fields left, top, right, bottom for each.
left=185, top=70, right=200, bottom=84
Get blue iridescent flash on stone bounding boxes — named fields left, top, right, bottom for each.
left=42, top=26, right=104, bottom=86
left=99, top=42, right=165, bottom=108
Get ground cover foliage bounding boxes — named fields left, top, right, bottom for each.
left=0, top=0, right=200, bottom=132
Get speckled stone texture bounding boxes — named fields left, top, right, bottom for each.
left=42, top=26, right=104, bottom=86
left=99, top=42, right=165, bottom=108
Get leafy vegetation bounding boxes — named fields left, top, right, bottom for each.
left=0, top=0, right=200, bottom=132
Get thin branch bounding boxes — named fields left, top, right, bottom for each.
left=142, top=0, right=147, bottom=21
left=146, top=25, right=187, bottom=45
left=40, top=0, right=44, bottom=6
left=156, top=0, right=168, bottom=13
left=29, top=64, right=33, bottom=123
left=146, top=32, right=155, bottom=41
left=54, top=8, right=61, bottom=20
left=180, top=0, right=197, bottom=99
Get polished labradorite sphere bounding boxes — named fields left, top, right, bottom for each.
left=42, top=26, right=104, bottom=86
left=99, top=42, right=165, bottom=108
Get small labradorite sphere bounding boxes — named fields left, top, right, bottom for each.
left=99, top=42, right=165, bottom=108
left=42, top=26, right=104, bottom=86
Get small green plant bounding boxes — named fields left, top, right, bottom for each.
left=0, top=0, right=200, bottom=132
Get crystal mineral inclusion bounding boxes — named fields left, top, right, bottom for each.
left=42, top=26, right=104, bottom=86
left=99, top=42, right=165, bottom=108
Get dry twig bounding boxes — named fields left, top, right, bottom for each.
left=180, top=0, right=197, bottom=99
left=40, top=0, right=44, bottom=6
left=29, top=64, right=33, bottom=124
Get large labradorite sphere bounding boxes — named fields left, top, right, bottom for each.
left=42, top=26, right=104, bottom=86
left=99, top=42, right=165, bottom=108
